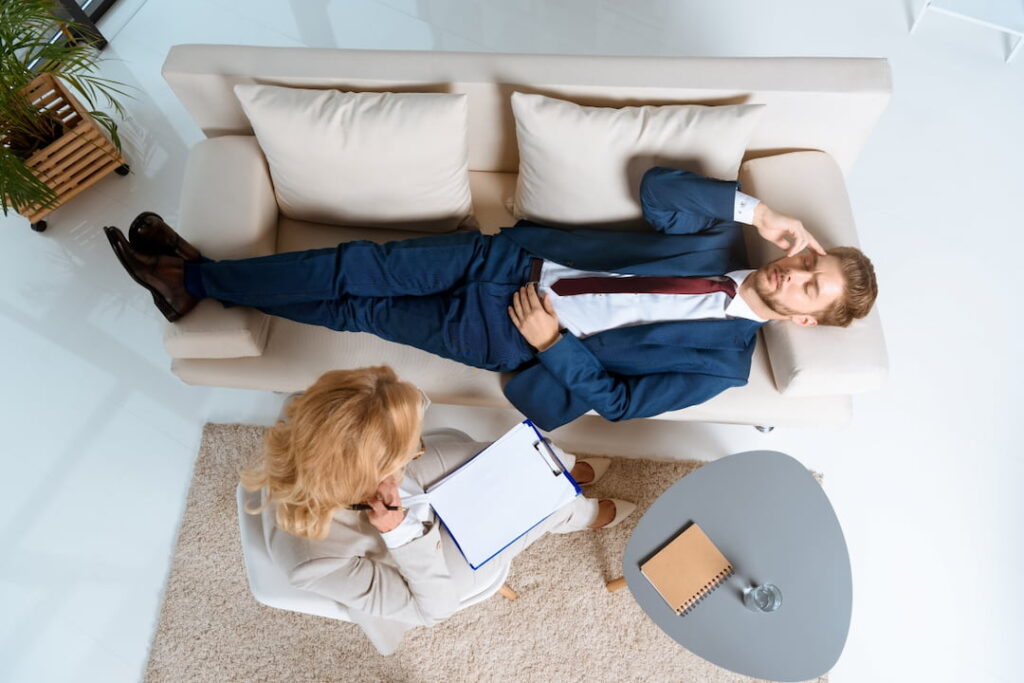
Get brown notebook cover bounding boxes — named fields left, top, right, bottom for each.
left=640, top=523, right=734, bottom=616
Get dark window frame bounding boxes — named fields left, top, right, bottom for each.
left=52, top=0, right=119, bottom=50
left=81, top=0, right=119, bottom=24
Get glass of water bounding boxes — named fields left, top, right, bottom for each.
left=743, top=583, right=783, bottom=612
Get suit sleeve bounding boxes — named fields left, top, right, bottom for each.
left=508, top=334, right=745, bottom=430
left=287, top=522, right=459, bottom=627
left=640, top=167, right=741, bottom=235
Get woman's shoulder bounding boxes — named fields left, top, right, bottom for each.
left=265, top=506, right=377, bottom=575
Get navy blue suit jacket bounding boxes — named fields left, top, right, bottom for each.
left=500, top=167, right=764, bottom=431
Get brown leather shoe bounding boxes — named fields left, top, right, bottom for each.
left=128, top=211, right=202, bottom=263
left=104, top=226, right=198, bottom=322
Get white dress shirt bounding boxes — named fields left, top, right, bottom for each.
left=734, top=190, right=760, bottom=225
left=537, top=190, right=765, bottom=337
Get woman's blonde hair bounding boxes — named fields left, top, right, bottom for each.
left=241, top=366, right=423, bottom=540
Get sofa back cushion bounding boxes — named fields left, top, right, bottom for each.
left=234, top=84, right=473, bottom=231
left=511, top=92, right=763, bottom=229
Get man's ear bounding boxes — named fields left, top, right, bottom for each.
left=790, top=315, right=818, bottom=327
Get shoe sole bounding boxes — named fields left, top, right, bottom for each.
left=151, top=291, right=183, bottom=321
left=104, top=226, right=184, bottom=322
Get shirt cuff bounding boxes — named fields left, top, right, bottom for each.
left=380, top=513, right=429, bottom=548
left=734, top=191, right=760, bottom=225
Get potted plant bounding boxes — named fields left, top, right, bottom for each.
left=1, top=0, right=131, bottom=232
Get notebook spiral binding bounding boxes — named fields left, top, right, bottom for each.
left=677, top=564, right=735, bottom=616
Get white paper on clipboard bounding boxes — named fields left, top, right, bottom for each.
left=425, top=420, right=581, bottom=569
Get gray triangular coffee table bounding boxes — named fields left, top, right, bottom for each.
left=612, top=450, right=851, bottom=682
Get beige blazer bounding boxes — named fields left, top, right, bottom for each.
left=261, top=432, right=513, bottom=650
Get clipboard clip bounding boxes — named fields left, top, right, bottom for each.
left=532, top=438, right=565, bottom=476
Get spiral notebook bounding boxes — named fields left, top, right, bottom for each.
left=640, top=523, right=734, bottom=616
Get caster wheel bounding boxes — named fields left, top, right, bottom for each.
left=31, top=220, right=47, bottom=232
left=114, top=163, right=130, bottom=176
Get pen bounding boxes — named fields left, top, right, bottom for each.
left=347, top=504, right=407, bottom=512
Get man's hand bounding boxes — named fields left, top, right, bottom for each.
left=752, top=203, right=826, bottom=257
left=508, top=284, right=561, bottom=352
left=366, top=476, right=406, bottom=534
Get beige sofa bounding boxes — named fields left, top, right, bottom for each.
left=160, top=45, right=890, bottom=429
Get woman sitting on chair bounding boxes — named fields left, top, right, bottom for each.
left=241, top=365, right=635, bottom=652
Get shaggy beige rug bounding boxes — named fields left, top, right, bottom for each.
left=145, top=424, right=827, bottom=683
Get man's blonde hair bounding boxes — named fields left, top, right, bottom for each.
left=241, top=366, right=422, bottom=540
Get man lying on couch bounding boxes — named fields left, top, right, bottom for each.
left=105, top=167, right=878, bottom=430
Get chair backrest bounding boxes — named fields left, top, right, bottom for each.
left=234, top=429, right=509, bottom=622
left=235, top=484, right=352, bottom=621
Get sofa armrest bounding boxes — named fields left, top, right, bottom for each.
left=164, top=136, right=279, bottom=359
left=739, top=151, right=888, bottom=396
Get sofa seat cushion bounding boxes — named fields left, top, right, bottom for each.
left=171, top=325, right=849, bottom=427
left=173, top=319, right=510, bottom=407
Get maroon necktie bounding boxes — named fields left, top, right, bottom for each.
left=551, top=275, right=737, bottom=298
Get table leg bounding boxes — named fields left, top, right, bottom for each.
left=606, top=577, right=627, bottom=592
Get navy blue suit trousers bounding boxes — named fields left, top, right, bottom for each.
left=189, top=231, right=537, bottom=371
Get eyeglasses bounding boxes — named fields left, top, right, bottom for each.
left=418, top=388, right=431, bottom=416
left=410, top=438, right=426, bottom=460
left=410, top=388, right=430, bottom=461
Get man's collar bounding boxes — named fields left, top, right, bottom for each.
left=725, top=270, right=767, bottom=323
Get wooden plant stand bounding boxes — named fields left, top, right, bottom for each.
left=16, top=72, right=129, bottom=232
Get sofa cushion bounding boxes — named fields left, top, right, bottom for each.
left=233, top=84, right=474, bottom=232
left=170, top=323, right=851, bottom=428
left=165, top=302, right=272, bottom=359
left=511, top=92, right=764, bottom=230
left=739, top=151, right=887, bottom=397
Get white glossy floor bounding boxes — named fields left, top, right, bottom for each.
left=1, top=1, right=1021, bottom=682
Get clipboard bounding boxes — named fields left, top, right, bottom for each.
left=425, top=420, right=582, bottom=569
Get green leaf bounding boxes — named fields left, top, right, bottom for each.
left=0, top=0, right=134, bottom=222
left=0, top=147, right=59, bottom=217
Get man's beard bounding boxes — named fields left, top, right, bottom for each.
left=752, top=266, right=799, bottom=317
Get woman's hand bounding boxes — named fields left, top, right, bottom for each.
left=366, top=476, right=406, bottom=534
left=508, top=283, right=562, bottom=352
left=753, top=203, right=826, bottom=257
